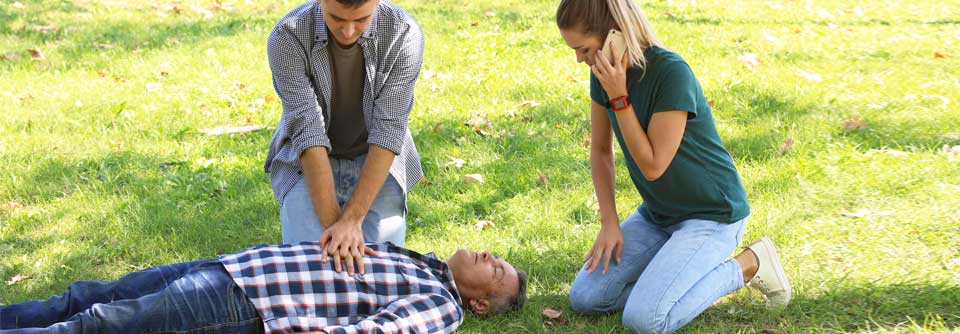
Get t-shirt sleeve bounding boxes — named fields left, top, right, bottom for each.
left=589, top=71, right=610, bottom=108
left=652, top=60, right=699, bottom=119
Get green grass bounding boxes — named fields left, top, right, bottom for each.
left=2, top=0, right=959, bottom=333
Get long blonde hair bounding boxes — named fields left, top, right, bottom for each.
left=556, top=0, right=663, bottom=72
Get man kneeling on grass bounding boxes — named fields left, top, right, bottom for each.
left=0, top=243, right=528, bottom=334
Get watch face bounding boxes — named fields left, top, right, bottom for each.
left=614, top=100, right=626, bottom=108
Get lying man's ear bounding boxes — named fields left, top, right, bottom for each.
left=468, top=298, right=491, bottom=315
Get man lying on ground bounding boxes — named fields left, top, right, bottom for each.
left=0, top=242, right=528, bottom=334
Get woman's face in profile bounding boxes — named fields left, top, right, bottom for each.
left=560, top=29, right=603, bottom=66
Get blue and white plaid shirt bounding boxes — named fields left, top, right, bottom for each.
left=265, top=0, right=425, bottom=204
left=219, top=243, right=463, bottom=334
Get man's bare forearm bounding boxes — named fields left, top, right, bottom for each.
left=301, top=146, right=341, bottom=228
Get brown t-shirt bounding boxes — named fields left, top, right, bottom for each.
left=327, top=39, right=369, bottom=159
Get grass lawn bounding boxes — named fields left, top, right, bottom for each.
left=2, top=0, right=959, bottom=333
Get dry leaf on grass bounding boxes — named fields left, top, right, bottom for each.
left=6, top=274, right=31, bottom=286
left=28, top=48, right=45, bottom=61
left=200, top=124, right=267, bottom=135
left=13, top=2, right=26, bottom=9
left=463, top=174, right=484, bottom=183
left=444, top=158, right=466, bottom=168
left=2, top=52, right=20, bottom=61
left=843, top=115, right=868, bottom=132
left=942, top=145, right=960, bottom=161
left=798, top=69, right=822, bottom=82
left=778, top=137, right=794, bottom=156
left=542, top=308, right=563, bottom=319
left=474, top=220, right=495, bottom=230
left=537, top=174, right=549, bottom=186
left=841, top=209, right=894, bottom=218
left=935, top=52, right=951, bottom=59
left=737, top=53, right=760, bottom=69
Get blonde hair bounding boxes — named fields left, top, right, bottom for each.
left=556, top=0, right=663, bottom=72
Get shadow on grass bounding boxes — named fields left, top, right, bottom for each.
left=0, top=131, right=278, bottom=302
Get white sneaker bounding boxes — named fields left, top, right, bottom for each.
left=745, top=237, right=792, bottom=308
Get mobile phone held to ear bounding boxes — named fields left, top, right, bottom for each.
left=602, top=29, right=627, bottom=64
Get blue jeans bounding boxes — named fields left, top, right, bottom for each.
left=0, top=260, right=262, bottom=334
left=569, top=208, right=748, bottom=334
left=281, top=153, right=407, bottom=245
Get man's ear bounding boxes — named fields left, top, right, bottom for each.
left=468, top=298, right=491, bottom=315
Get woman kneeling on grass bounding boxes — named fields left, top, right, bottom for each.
left=556, top=0, right=792, bottom=332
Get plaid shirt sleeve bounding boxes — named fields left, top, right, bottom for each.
left=366, top=20, right=424, bottom=155
left=320, top=293, right=462, bottom=334
left=267, top=25, right=331, bottom=156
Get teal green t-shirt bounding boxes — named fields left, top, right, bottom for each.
left=590, top=46, right=749, bottom=226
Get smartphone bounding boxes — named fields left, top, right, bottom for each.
left=601, top=29, right=627, bottom=64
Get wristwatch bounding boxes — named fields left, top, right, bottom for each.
left=610, top=95, right=631, bottom=113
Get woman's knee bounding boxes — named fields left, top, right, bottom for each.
left=569, top=276, right=619, bottom=313
left=622, top=302, right=668, bottom=334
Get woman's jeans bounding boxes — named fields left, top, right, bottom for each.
left=0, top=260, right=262, bottom=334
left=280, top=153, right=407, bottom=245
left=569, top=208, right=748, bottom=334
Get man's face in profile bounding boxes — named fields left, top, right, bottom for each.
left=320, top=0, right=379, bottom=47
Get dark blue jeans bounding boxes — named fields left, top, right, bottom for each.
left=0, top=260, right=263, bottom=334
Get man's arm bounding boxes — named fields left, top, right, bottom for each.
left=301, top=147, right=341, bottom=228
left=319, top=294, right=463, bottom=334
left=267, top=26, right=339, bottom=226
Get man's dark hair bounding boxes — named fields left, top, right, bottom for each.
left=490, top=269, right=528, bottom=315
left=330, top=0, right=375, bottom=9
left=509, top=270, right=529, bottom=311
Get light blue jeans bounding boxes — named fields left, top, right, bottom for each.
left=280, top=154, right=406, bottom=245
left=569, top=208, right=748, bottom=334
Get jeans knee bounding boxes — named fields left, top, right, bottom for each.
left=622, top=303, right=667, bottom=334
left=569, top=284, right=614, bottom=313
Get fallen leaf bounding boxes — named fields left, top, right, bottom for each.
left=485, top=11, right=496, bottom=17
left=145, top=82, right=162, bottom=92
left=583, top=138, right=591, bottom=147
left=95, top=42, right=115, bottom=49
left=13, top=2, right=25, bottom=9
left=432, top=123, right=446, bottom=132
left=542, top=308, right=563, bottom=319
left=465, top=113, right=493, bottom=136
left=2, top=52, right=20, bottom=61
left=737, top=53, right=760, bottom=69
left=200, top=124, right=267, bottom=135
left=28, top=23, right=60, bottom=34
left=445, top=158, right=466, bottom=168
left=516, top=100, right=541, bottom=109
left=195, top=158, right=217, bottom=168
left=798, top=69, right=822, bottom=82
left=191, top=5, right=214, bottom=19
left=78, top=12, right=93, bottom=19
left=418, top=177, right=431, bottom=186
left=28, top=48, right=45, bottom=61
left=537, top=174, right=549, bottom=186
left=264, top=95, right=276, bottom=104
left=778, top=137, right=794, bottom=156
left=843, top=115, right=868, bottom=132
left=841, top=209, right=894, bottom=218
left=6, top=274, right=31, bottom=286
left=942, top=145, right=960, bottom=161
left=474, top=220, right=495, bottom=230
left=1, top=201, right=24, bottom=213
left=935, top=52, right=951, bottom=59
left=463, top=174, right=484, bottom=183
left=707, top=100, right=715, bottom=108
left=231, top=81, right=245, bottom=90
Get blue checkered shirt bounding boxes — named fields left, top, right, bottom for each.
left=219, top=243, right=463, bottom=334
left=265, top=0, right=424, bottom=204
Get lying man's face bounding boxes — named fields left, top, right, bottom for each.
left=447, top=249, right=526, bottom=315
